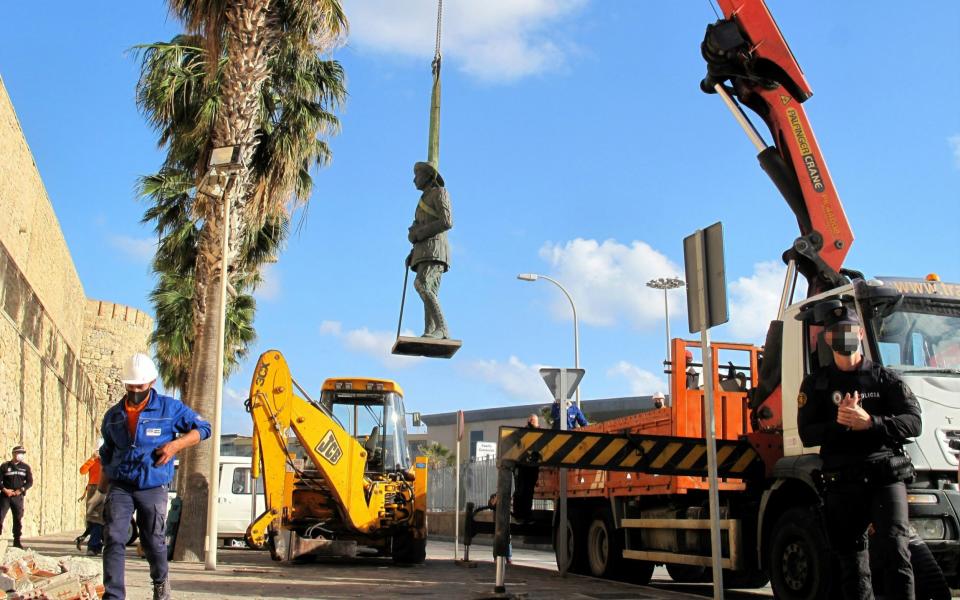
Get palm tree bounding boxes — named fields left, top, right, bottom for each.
left=137, top=0, right=347, bottom=562
left=419, top=442, right=452, bottom=469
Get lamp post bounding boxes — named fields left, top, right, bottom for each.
left=198, top=144, right=243, bottom=571
left=517, top=273, right=581, bottom=408
left=646, top=277, right=685, bottom=401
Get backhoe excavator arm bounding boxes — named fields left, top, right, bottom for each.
left=702, top=0, right=854, bottom=297
left=245, top=350, right=381, bottom=549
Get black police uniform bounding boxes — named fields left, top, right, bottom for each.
left=798, top=357, right=921, bottom=600
left=0, top=459, right=33, bottom=545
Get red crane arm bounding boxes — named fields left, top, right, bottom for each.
left=704, top=0, right=854, bottom=296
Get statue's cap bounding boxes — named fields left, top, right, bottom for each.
left=414, top=161, right=444, bottom=186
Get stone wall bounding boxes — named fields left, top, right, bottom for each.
left=0, top=77, right=157, bottom=537
left=0, top=240, right=95, bottom=536
left=81, top=300, right=154, bottom=417
left=0, top=76, right=86, bottom=353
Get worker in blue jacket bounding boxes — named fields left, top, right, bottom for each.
left=551, top=399, right=588, bottom=430
left=99, top=353, right=210, bottom=600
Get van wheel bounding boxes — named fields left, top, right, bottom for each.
left=586, top=508, right=623, bottom=578
left=769, top=506, right=834, bottom=600
left=553, top=512, right=588, bottom=574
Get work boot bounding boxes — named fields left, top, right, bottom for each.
left=152, top=580, right=171, bottom=600
left=75, top=536, right=83, bottom=551
left=12, top=540, right=22, bottom=549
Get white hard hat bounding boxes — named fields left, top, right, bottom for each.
left=652, top=391, right=665, bottom=400
left=120, top=353, right=159, bottom=385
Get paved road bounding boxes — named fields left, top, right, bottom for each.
left=18, top=533, right=775, bottom=599
left=444, top=540, right=774, bottom=599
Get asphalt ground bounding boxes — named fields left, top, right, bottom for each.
left=14, top=533, right=776, bottom=599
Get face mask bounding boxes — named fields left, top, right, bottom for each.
left=14, top=453, right=24, bottom=462
left=654, top=401, right=663, bottom=409
left=830, top=331, right=860, bottom=356
left=127, top=389, right=150, bottom=405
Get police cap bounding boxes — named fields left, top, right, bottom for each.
left=824, top=305, right=860, bottom=329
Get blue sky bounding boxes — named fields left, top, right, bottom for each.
left=1, top=1, right=958, bottom=436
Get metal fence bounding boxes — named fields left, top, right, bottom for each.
left=427, top=459, right=552, bottom=513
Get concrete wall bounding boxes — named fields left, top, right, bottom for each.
left=81, top=300, right=153, bottom=416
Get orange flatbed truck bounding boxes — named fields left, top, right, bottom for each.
left=472, top=0, right=960, bottom=597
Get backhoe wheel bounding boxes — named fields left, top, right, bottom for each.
left=553, top=512, right=588, bottom=574
left=586, top=508, right=624, bottom=578
left=769, top=506, right=835, bottom=600
left=392, top=531, right=426, bottom=564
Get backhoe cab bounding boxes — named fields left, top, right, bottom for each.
left=245, top=351, right=428, bottom=564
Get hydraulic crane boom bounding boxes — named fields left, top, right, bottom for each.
left=701, top=0, right=854, bottom=297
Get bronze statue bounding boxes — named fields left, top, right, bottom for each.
left=406, top=161, right=452, bottom=339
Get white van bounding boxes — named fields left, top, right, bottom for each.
left=170, top=456, right=265, bottom=547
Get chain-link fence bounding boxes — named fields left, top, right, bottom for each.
left=427, top=459, right=552, bottom=512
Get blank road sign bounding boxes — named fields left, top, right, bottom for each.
left=683, top=222, right=729, bottom=333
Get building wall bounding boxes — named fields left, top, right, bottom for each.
left=81, top=300, right=153, bottom=417
left=0, top=77, right=154, bottom=536
left=424, top=417, right=530, bottom=463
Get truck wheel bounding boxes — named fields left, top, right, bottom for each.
left=586, top=508, right=624, bottom=578
left=769, top=506, right=833, bottom=600
left=392, top=531, right=426, bottom=564
left=554, top=514, right=588, bottom=574
left=667, top=564, right=710, bottom=583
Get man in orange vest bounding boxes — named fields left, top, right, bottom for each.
left=75, top=449, right=104, bottom=554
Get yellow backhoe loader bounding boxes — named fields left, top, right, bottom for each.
left=245, top=350, right=428, bottom=563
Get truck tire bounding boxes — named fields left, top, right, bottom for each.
left=586, top=508, right=624, bottom=578
left=554, top=513, right=588, bottom=574
left=769, top=506, right=834, bottom=600
left=392, top=531, right=426, bottom=564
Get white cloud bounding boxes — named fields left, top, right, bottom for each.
left=319, top=320, right=423, bottom=369
left=255, top=263, right=281, bottom=302
left=607, top=361, right=666, bottom=396
left=460, top=355, right=552, bottom=402
left=224, top=387, right=247, bottom=405
left=726, top=261, right=797, bottom=341
left=344, top=0, right=586, bottom=82
left=949, top=134, right=960, bottom=169
left=109, top=235, right=156, bottom=264
left=536, top=238, right=685, bottom=329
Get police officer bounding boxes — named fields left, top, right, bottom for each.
left=99, top=354, right=211, bottom=600
left=0, top=445, right=32, bottom=548
left=798, top=305, right=921, bottom=600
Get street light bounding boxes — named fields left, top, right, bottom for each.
left=517, top=273, right=581, bottom=408
left=202, top=145, right=242, bottom=571
left=647, top=276, right=685, bottom=401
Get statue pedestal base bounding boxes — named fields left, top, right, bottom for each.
left=391, top=336, right=461, bottom=358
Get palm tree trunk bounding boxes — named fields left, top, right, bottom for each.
left=172, top=0, right=274, bottom=563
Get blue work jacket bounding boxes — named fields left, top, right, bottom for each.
left=551, top=402, right=589, bottom=430
left=100, top=389, right=211, bottom=490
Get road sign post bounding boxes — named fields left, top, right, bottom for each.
left=454, top=409, right=464, bottom=561
left=539, top=368, right=584, bottom=578
left=683, top=222, right=729, bottom=600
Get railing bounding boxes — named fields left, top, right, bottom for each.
left=427, top=459, right=551, bottom=513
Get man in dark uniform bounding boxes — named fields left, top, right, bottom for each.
left=512, top=414, right=540, bottom=520
left=0, top=445, right=33, bottom=548
left=798, top=305, right=921, bottom=600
